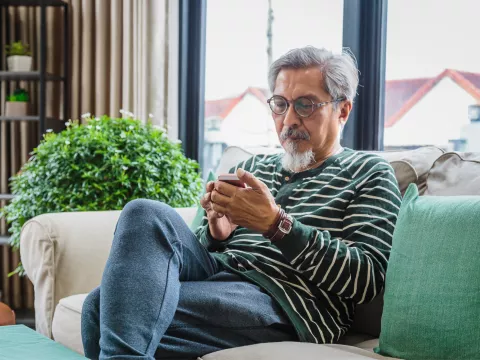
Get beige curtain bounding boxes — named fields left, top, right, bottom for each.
left=71, top=0, right=179, bottom=125
left=0, top=0, right=178, bottom=310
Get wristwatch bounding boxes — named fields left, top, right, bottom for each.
left=263, top=208, right=294, bottom=242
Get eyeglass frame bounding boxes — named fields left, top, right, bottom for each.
left=267, top=95, right=346, bottom=118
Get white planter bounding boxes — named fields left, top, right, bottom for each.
left=7, top=56, right=33, bottom=72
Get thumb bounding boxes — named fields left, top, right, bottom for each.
left=237, top=168, right=265, bottom=190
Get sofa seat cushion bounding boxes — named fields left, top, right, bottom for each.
left=53, top=295, right=398, bottom=360
left=52, top=294, right=87, bottom=356
left=201, top=341, right=400, bottom=360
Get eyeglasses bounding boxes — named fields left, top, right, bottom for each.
left=267, top=95, right=345, bottom=118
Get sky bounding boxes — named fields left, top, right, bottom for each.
left=205, top=0, right=480, bottom=100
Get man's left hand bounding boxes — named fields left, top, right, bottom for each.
left=211, top=168, right=279, bottom=233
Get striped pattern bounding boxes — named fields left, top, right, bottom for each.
left=195, top=149, right=401, bottom=344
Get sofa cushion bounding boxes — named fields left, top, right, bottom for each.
left=378, top=184, right=480, bottom=359
left=374, top=146, right=444, bottom=195
left=425, top=152, right=480, bottom=195
left=52, top=294, right=87, bottom=356
left=201, top=341, right=400, bottom=360
left=56, top=294, right=393, bottom=359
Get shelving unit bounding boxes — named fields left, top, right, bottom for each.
left=0, top=0, right=69, bottom=141
left=0, top=0, right=70, bottom=315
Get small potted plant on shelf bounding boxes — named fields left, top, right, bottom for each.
left=5, top=41, right=32, bottom=72
left=5, top=88, right=30, bottom=117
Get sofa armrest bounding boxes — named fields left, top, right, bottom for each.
left=20, top=207, right=197, bottom=338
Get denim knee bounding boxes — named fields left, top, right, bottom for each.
left=121, top=199, right=173, bottom=222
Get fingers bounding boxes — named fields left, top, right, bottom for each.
left=211, top=189, right=231, bottom=207
left=211, top=202, right=227, bottom=217
left=200, top=192, right=224, bottom=218
left=214, top=180, right=238, bottom=197
left=200, top=192, right=212, bottom=210
left=236, top=168, right=267, bottom=191
left=206, top=181, right=215, bottom=193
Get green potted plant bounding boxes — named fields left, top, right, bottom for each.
left=5, top=41, right=32, bottom=71
left=5, top=88, right=30, bottom=117
left=1, top=113, right=203, bottom=275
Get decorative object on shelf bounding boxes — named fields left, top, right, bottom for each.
left=0, top=113, right=203, bottom=276
left=5, top=41, right=32, bottom=72
left=5, top=88, right=30, bottom=116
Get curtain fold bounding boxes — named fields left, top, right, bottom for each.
left=0, top=0, right=179, bottom=310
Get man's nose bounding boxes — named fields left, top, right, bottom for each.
left=283, top=104, right=301, bottom=127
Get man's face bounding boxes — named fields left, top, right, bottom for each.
left=272, top=67, right=351, bottom=158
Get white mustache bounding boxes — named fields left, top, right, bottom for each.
left=280, top=128, right=310, bottom=141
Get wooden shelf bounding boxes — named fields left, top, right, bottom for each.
left=0, top=0, right=66, bottom=6
left=0, top=116, right=52, bottom=122
left=0, top=71, right=63, bottom=81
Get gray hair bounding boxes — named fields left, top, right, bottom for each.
left=268, top=46, right=359, bottom=103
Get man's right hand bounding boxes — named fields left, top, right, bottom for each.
left=200, top=181, right=238, bottom=241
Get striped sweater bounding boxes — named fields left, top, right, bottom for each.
left=195, top=148, right=402, bottom=344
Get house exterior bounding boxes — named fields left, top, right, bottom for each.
left=384, top=69, right=480, bottom=151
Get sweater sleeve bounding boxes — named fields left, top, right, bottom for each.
left=274, top=163, right=401, bottom=304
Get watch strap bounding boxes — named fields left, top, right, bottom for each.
left=262, top=207, right=293, bottom=242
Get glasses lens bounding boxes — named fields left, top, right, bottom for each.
left=294, top=97, right=314, bottom=117
left=269, top=96, right=288, bottom=114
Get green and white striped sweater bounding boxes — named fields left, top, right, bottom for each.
left=195, top=148, right=402, bottom=344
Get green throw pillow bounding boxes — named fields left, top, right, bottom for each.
left=377, top=184, right=480, bottom=359
left=189, top=171, right=216, bottom=231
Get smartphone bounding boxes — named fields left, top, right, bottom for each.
left=218, top=174, right=246, bottom=188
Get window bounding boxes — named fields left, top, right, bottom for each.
left=384, top=0, right=480, bottom=152
left=203, top=0, right=344, bottom=177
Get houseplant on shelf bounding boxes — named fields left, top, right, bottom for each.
left=1, top=113, right=203, bottom=275
left=5, top=88, right=30, bottom=117
left=5, top=41, right=32, bottom=72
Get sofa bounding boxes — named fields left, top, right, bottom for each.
left=19, top=145, right=480, bottom=359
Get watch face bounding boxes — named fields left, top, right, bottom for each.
left=279, top=219, right=293, bottom=233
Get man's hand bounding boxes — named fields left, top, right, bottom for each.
left=211, top=168, right=279, bottom=233
left=200, top=181, right=238, bottom=241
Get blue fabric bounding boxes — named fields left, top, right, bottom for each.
left=81, top=199, right=296, bottom=360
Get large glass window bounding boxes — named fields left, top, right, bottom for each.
left=384, top=0, right=480, bottom=152
left=203, top=0, right=344, bottom=177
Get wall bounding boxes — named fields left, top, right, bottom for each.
left=384, top=77, right=476, bottom=148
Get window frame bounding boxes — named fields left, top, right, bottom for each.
left=178, top=0, right=389, bottom=164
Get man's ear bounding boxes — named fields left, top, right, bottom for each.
left=339, top=100, right=352, bottom=125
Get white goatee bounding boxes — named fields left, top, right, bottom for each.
left=281, top=140, right=315, bottom=173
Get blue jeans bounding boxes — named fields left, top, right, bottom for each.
left=81, top=199, right=296, bottom=360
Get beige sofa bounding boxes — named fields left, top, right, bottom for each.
left=20, top=146, right=480, bottom=359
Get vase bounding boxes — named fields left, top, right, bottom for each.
left=7, top=56, right=33, bottom=72
left=5, top=102, right=30, bottom=117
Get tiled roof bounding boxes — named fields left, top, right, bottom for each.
left=385, top=69, right=480, bottom=127
left=205, top=87, right=270, bottom=119
left=384, top=78, right=431, bottom=123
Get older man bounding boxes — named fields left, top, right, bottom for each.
left=82, top=46, right=401, bottom=360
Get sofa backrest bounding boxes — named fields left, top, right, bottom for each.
left=425, top=152, right=480, bottom=195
